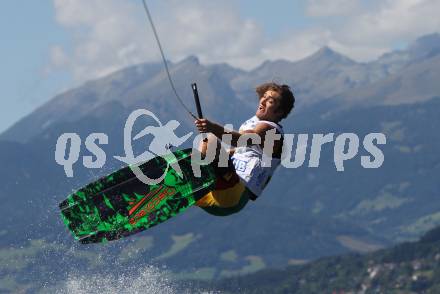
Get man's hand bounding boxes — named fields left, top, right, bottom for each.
left=194, top=118, right=214, bottom=133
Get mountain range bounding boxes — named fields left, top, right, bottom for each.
left=3, top=33, right=440, bottom=143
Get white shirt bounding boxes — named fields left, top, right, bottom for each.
left=231, top=116, right=283, bottom=197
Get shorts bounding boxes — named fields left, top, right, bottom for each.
left=195, top=170, right=250, bottom=216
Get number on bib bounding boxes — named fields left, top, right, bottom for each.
left=233, top=159, right=248, bottom=172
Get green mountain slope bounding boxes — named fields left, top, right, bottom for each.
left=210, top=226, right=440, bottom=293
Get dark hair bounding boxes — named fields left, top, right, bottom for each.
left=256, top=82, right=295, bottom=120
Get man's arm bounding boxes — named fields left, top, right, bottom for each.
left=194, top=118, right=280, bottom=150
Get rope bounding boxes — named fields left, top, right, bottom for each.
left=141, top=0, right=197, bottom=120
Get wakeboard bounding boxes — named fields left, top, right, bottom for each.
left=59, top=148, right=216, bottom=244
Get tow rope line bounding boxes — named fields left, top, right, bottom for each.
left=141, top=0, right=197, bottom=120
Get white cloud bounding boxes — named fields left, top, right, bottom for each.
left=340, top=0, right=440, bottom=46
left=51, top=0, right=153, bottom=81
left=50, top=0, right=440, bottom=82
left=293, top=0, right=440, bottom=61
left=50, top=0, right=264, bottom=82
left=152, top=0, right=264, bottom=68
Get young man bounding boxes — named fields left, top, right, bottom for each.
left=194, top=82, right=295, bottom=216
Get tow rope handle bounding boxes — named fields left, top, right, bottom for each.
left=191, top=83, right=208, bottom=142
left=191, top=83, right=203, bottom=119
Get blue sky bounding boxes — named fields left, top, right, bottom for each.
left=1, top=1, right=71, bottom=133
left=1, top=0, right=439, bottom=133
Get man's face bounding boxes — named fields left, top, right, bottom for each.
left=256, top=90, right=283, bottom=121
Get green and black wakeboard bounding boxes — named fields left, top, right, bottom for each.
left=59, top=148, right=216, bottom=244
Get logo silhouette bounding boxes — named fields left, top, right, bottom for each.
left=114, top=109, right=192, bottom=184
